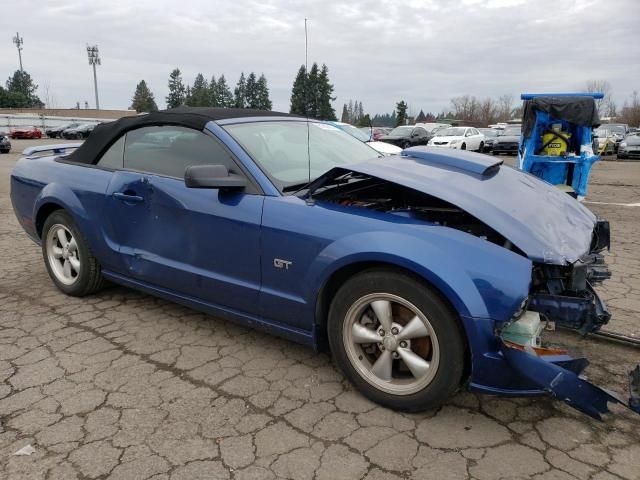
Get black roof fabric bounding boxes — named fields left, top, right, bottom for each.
left=65, top=107, right=298, bottom=165
left=522, top=96, right=600, bottom=138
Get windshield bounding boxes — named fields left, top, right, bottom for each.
left=338, top=123, right=371, bottom=142
left=501, top=127, right=521, bottom=136
left=606, top=125, right=626, bottom=134
left=388, top=126, right=413, bottom=136
left=594, top=128, right=610, bottom=137
left=436, top=127, right=466, bottom=137
left=224, top=121, right=381, bottom=190
left=478, top=128, right=499, bottom=137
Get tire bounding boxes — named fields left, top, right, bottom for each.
left=76, top=133, right=83, bottom=140
left=478, top=142, right=484, bottom=152
left=41, top=210, right=104, bottom=296
left=328, top=268, right=465, bottom=411
left=401, top=141, right=411, bottom=149
left=460, top=143, right=466, bottom=150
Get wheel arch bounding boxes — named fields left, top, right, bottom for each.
left=313, top=260, right=472, bottom=380
left=35, top=202, right=65, bottom=238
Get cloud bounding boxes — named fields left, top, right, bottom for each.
left=0, top=0, right=638, bottom=116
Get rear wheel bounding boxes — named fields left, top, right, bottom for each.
left=478, top=142, right=484, bottom=152
left=42, top=210, right=104, bottom=296
left=328, top=269, right=465, bottom=411
left=401, top=141, right=411, bottom=149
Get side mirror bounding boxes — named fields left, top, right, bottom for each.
left=184, top=164, right=246, bottom=190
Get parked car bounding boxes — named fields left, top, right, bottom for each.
left=491, top=125, right=521, bottom=155
left=10, top=125, right=42, bottom=139
left=602, top=123, right=629, bottom=152
left=46, top=122, right=81, bottom=138
left=329, top=122, right=401, bottom=155
left=62, top=123, right=97, bottom=139
left=359, top=126, right=391, bottom=141
left=478, top=128, right=501, bottom=153
left=593, top=127, right=617, bottom=155
left=617, top=132, right=640, bottom=160
left=379, top=125, right=435, bottom=149
left=0, top=132, right=11, bottom=153
left=10, top=107, right=638, bottom=419
left=428, top=126, right=485, bottom=151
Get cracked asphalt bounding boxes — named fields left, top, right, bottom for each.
left=1, top=139, right=639, bottom=480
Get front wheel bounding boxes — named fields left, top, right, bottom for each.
left=478, top=142, right=484, bottom=152
left=401, top=141, right=411, bottom=149
left=460, top=143, right=466, bottom=150
left=42, top=210, right=104, bottom=296
left=328, top=269, right=465, bottom=411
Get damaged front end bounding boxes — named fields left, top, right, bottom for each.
left=304, top=150, right=638, bottom=419
left=498, top=220, right=640, bottom=419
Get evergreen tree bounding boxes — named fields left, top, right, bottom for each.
left=416, top=109, right=426, bottom=122
left=255, top=74, right=272, bottom=110
left=245, top=72, right=258, bottom=109
left=208, top=75, right=219, bottom=107
left=130, top=80, right=158, bottom=112
left=166, top=68, right=186, bottom=108
left=306, top=63, right=320, bottom=118
left=289, top=65, right=307, bottom=115
left=186, top=73, right=209, bottom=106
left=317, top=64, right=336, bottom=121
left=217, top=75, right=234, bottom=107
left=347, top=100, right=354, bottom=123
left=395, top=100, right=408, bottom=126
left=341, top=104, right=349, bottom=122
left=234, top=72, right=247, bottom=108
left=3, top=70, right=42, bottom=108
left=357, top=101, right=364, bottom=122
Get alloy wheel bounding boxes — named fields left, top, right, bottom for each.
left=46, top=224, right=81, bottom=285
left=343, top=293, right=440, bottom=395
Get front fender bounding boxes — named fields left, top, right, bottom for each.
left=307, top=229, right=532, bottom=323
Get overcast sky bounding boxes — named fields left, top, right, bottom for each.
left=1, top=0, right=638, bottom=115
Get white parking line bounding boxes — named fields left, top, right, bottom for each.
left=584, top=201, right=640, bottom=207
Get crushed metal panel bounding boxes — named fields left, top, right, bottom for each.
left=501, top=341, right=638, bottom=420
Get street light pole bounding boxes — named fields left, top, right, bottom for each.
left=86, top=45, right=101, bottom=110
left=13, top=32, right=23, bottom=71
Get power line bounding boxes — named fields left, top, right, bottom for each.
left=87, top=45, right=101, bottom=110
left=13, top=32, right=23, bottom=71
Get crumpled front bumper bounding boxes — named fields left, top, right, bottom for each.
left=500, top=341, right=640, bottom=420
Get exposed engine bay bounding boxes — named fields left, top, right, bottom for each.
left=312, top=173, right=519, bottom=252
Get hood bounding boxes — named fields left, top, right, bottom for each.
left=432, top=135, right=464, bottom=141
left=367, top=141, right=402, bottom=155
left=624, top=135, right=640, bottom=145
left=309, top=146, right=596, bottom=265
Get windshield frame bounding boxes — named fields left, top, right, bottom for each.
left=222, top=119, right=382, bottom=194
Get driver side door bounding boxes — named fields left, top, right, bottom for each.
left=102, top=126, right=264, bottom=313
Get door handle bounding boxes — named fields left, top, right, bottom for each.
left=113, top=192, right=144, bottom=203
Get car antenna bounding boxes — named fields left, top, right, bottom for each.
left=304, top=17, right=314, bottom=205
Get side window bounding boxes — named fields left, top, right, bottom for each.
left=97, top=136, right=125, bottom=169
left=415, top=127, right=427, bottom=136
left=123, top=126, right=236, bottom=178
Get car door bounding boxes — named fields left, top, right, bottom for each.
left=103, top=125, right=264, bottom=313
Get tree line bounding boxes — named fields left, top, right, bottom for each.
left=131, top=69, right=273, bottom=113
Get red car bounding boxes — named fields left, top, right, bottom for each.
left=10, top=126, right=42, bottom=139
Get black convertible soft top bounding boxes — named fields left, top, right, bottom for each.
left=522, top=96, right=600, bottom=138
left=65, top=107, right=298, bottom=165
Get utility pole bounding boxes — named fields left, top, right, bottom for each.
left=86, top=45, right=101, bottom=110
left=13, top=32, right=23, bottom=71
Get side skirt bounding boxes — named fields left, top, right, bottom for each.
left=102, top=270, right=315, bottom=347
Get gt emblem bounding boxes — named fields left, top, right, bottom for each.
left=274, top=258, right=292, bottom=270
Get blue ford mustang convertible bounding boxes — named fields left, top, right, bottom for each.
left=10, top=107, right=639, bottom=418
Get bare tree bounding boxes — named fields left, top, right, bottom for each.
left=497, top=94, right=514, bottom=122
left=40, top=81, right=58, bottom=109
left=585, top=80, right=615, bottom=117
left=620, top=91, right=640, bottom=127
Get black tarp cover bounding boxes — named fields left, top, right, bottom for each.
left=65, top=107, right=297, bottom=164
left=522, top=96, right=600, bottom=138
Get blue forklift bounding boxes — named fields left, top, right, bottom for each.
left=517, top=93, right=603, bottom=199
